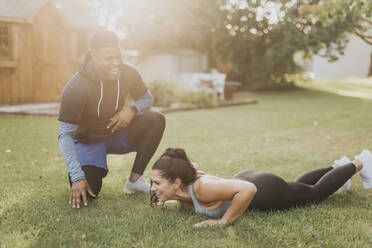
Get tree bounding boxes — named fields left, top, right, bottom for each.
left=125, top=0, right=371, bottom=89
left=56, top=0, right=372, bottom=89
left=300, top=0, right=372, bottom=76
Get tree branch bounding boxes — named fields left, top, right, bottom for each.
left=352, top=27, right=372, bottom=45
left=361, top=17, right=372, bottom=26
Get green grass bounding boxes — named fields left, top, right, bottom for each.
left=297, top=77, right=372, bottom=100
left=1, top=89, right=372, bottom=247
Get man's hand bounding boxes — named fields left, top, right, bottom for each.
left=69, top=179, right=96, bottom=208
left=106, top=106, right=136, bottom=133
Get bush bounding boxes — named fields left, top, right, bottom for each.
left=147, top=78, right=214, bottom=107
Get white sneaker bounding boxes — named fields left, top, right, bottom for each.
left=355, top=149, right=372, bottom=189
left=123, top=175, right=150, bottom=194
left=334, top=156, right=352, bottom=191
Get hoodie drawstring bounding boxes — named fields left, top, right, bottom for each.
left=97, top=81, right=104, bottom=117
left=97, top=79, right=121, bottom=117
left=115, top=78, right=120, bottom=111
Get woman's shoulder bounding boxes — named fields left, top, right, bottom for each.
left=193, top=176, right=223, bottom=197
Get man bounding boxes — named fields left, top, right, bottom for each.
left=58, top=30, right=165, bottom=208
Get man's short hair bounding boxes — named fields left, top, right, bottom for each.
left=90, top=30, right=119, bottom=51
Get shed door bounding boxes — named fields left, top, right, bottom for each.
left=0, top=68, right=16, bottom=104
left=32, top=26, right=63, bottom=102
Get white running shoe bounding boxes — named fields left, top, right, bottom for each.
left=334, top=156, right=352, bottom=191
left=355, top=149, right=372, bottom=189
left=123, top=175, right=150, bottom=194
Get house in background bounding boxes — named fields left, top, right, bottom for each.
left=0, top=0, right=98, bottom=105
left=127, top=49, right=208, bottom=82
left=126, top=49, right=230, bottom=103
left=308, top=34, right=371, bottom=79
left=0, top=0, right=211, bottom=105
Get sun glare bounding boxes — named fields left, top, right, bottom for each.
left=226, top=0, right=299, bottom=27
left=61, top=0, right=302, bottom=38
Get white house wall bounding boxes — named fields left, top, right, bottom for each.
left=136, top=50, right=208, bottom=82
left=311, top=35, right=371, bottom=79
left=137, top=54, right=178, bottom=81
left=178, top=55, right=206, bottom=74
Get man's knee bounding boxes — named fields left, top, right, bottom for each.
left=82, top=166, right=106, bottom=196
left=143, top=110, right=166, bottom=129
left=154, top=111, right=166, bottom=129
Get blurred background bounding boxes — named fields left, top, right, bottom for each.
left=0, top=0, right=371, bottom=105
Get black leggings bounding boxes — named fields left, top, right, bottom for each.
left=233, top=164, right=356, bottom=210
left=68, top=110, right=165, bottom=195
left=127, top=110, right=166, bottom=175
left=68, top=165, right=107, bottom=197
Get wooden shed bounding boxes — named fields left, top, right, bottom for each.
left=0, top=0, right=98, bottom=104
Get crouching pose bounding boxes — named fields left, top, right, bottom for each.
left=150, top=148, right=372, bottom=227
left=58, top=30, right=165, bottom=209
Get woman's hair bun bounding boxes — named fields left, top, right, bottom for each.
left=151, top=148, right=197, bottom=207
left=162, top=148, right=191, bottom=163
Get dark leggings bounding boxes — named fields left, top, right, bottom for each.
left=69, top=110, right=165, bottom=195
left=68, top=166, right=107, bottom=197
left=127, top=110, right=166, bottom=175
left=233, top=164, right=356, bottom=210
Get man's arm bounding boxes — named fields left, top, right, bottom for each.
left=58, top=121, right=95, bottom=208
left=130, top=90, right=153, bottom=115
left=58, top=121, right=85, bottom=182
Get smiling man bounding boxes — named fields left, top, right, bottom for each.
left=58, top=30, right=165, bottom=208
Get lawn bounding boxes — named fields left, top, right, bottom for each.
left=296, top=77, right=372, bottom=100
left=1, top=89, right=372, bottom=247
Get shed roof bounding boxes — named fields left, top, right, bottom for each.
left=56, top=4, right=100, bottom=30
left=0, top=0, right=49, bottom=20
left=0, top=0, right=99, bottom=29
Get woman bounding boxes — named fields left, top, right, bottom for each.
left=150, top=148, right=372, bottom=227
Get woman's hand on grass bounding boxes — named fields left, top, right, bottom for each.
left=193, top=219, right=226, bottom=228
left=69, top=179, right=96, bottom=208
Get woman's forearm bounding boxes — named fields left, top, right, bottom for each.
left=220, top=184, right=257, bottom=225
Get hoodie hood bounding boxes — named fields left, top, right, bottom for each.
left=79, top=52, right=100, bottom=82
left=78, top=52, right=121, bottom=117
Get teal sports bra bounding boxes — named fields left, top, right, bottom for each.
left=189, top=184, right=231, bottom=217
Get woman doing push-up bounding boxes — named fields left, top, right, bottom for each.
left=150, top=148, right=372, bottom=227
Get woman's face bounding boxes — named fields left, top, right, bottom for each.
left=150, top=169, right=176, bottom=202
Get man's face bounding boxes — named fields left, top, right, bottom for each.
left=91, top=46, right=122, bottom=80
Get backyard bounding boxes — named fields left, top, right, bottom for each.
left=1, top=88, right=372, bottom=247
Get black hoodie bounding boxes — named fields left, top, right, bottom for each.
left=58, top=53, right=148, bottom=142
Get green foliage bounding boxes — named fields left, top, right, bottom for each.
left=147, top=78, right=214, bottom=107
left=57, top=0, right=372, bottom=88
left=147, top=78, right=179, bottom=107
left=120, top=0, right=371, bottom=89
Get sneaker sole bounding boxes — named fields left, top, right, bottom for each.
left=123, top=188, right=135, bottom=194
left=123, top=188, right=150, bottom=194
left=338, top=181, right=351, bottom=191
left=356, top=150, right=372, bottom=186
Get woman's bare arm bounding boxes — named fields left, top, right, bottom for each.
left=193, top=178, right=257, bottom=227
left=219, top=181, right=257, bottom=225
